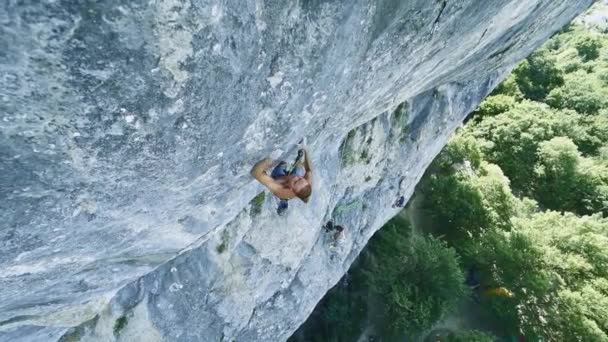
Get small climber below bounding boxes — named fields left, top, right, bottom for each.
left=392, top=195, right=405, bottom=208
left=250, top=147, right=313, bottom=213
left=323, top=220, right=345, bottom=249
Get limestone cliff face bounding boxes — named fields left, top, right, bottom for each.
left=0, top=1, right=593, bottom=341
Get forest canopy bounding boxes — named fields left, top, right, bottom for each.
left=421, top=23, right=608, bottom=341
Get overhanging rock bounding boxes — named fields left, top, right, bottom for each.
left=0, top=1, right=593, bottom=341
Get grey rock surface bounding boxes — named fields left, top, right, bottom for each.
left=576, top=0, right=608, bottom=31
left=0, top=0, right=593, bottom=341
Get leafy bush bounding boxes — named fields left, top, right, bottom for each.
left=289, top=274, right=367, bottom=342
left=534, top=137, right=608, bottom=215
left=463, top=229, right=553, bottom=340
left=491, top=74, right=524, bottom=99
left=468, top=101, right=582, bottom=192
left=423, top=172, right=490, bottom=240
left=575, top=36, right=602, bottom=61
left=362, top=220, right=467, bottom=337
left=513, top=212, right=608, bottom=341
left=546, top=71, right=607, bottom=115
left=473, top=94, right=517, bottom=120
left=423, top=134, right=522, bottom=242
left=316, top=285, right=367, bottom=342
left=533, top=137, right=581, bottom=212
left=446, top=329, right=496, bottom=342
left=513, top=50, right=564, bottom=101
left=433, top=133, right=484, bottom=170
left=575, top=113, right=608, bottom=154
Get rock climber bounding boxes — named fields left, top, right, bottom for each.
left=323, top=220, right=345, bottom=249
left=392, top=195, right=405, bottom=208
left=250, top=147, right=313, bottom=213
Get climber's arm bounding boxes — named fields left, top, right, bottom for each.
left=250, top=158, right=292, bottom=198
left=302, top=148, right=313, bottom=185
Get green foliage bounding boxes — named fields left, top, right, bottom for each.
left=392, top=102, right=409, bottom=125
left=360, top=148, right=370, bottom=163
left=339, top=127, right=374, bottom=165
left=472, top=94, right=517, bottom=119
left=512, top=212, right=608, bottom=341
left=423, top=171, right=489, bottom=239
left=576, top=113, right=608, bottom=154
left=249, top=192, right=265, bottom=216
left=517, top=212, right=608, bottom=286
left=59, top=331, right=80, bottom=342
left=216, top=229, right=230, bottom=254
left=465, top=229, right=554, bottom=339
left=554, top=287, right=608, bottom=342
left=468, top=101, right=589, bottom=192
left=293, top=217, right=451, bottom=342
left=316, top=285, right=367, bottom=342
left=546, top=71, right=608, bottom=115
left=446, top=329, right=496, bottom=342
left=491, top=74, right=524, bottom=99
left=575, top=35, right=602, bottom=62
left=362, top=219, right=467, bottom=337
left=340, top=129, right=357, bottom=166
left=599, top=144, right=608, bottom=161
left=289, top=274, right=367, bottom=342
left=533, top=137, right=582, bottom=211
left=544, top=35, right=562, bottom=52
left=433, top=133, right=484, bottom=170
left=423, top=147, right=523, bottom=243
left=533, top=137, right=608, bottom=215
left=391, top=102, right=414, bottom=142
left=113, top=315, right=128, bottom=336
left=513, top=50, right=564, bottom=101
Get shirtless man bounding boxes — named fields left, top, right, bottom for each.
left=250, top=148, right=313, bottom=205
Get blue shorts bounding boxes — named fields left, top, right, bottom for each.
left=271, top=161, right=305, bottom=179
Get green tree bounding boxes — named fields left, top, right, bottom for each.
left=575, top=35, right=602, bottom=61
left=446, top=329, right=496, bottom=342
left=472, top=94, right=517, bottom=120
left=546, top=71, right=607, bottom=115
left=533, top=137, right=581, bottom=212
left=422, top=135, right=522, bottom=242
left=423, top=171, right=490, bottom=240
left=575, top=112, right=608, bottom=154
left=513, top=212, right=608, bottom=341
left=362, top=220, right=467, bottom=337
left=513, top=50, right=564, bottom=101
left=316, top=286, right=367, bottom=342
left=533, top=137, right=608, bottom=215
left=432, top=133, right=484, bottom=171
left=575, top=158, right=608, bottom=216
left=468, top=101, right=583, bottom=192
left=491, top=74, right=524, bottom=99
left=464, top=229, right=554, bottom=340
